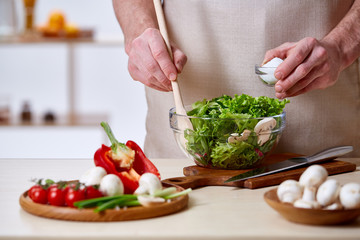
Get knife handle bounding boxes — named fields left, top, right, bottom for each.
left=306, top=146, right=353, bottom=164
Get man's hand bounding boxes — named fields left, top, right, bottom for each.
left=263, top=0, right=360, bottom=99
left=127, top=28, right=187, bottom=92
left=263, top=37, right=342, bottom=99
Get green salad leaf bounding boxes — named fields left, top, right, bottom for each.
left=184, top=94, right=289, bottom=169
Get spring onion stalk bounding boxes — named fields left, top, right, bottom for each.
left=153, top=187, right=177, bottom=197
left=74, top=195, right=137, bottom=209
left=95, top=198, right=140, bottom=213
left=163, top=188, right=192, bottom=200
left=74, top=188, right=192, bottom=212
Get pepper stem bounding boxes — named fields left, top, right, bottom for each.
left=100, top=121, right=128, bottom=153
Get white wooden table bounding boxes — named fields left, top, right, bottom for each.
left=0, top=157, right=359, bottom=240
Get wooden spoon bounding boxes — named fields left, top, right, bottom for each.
left=153, top=0, right=193, bottom=131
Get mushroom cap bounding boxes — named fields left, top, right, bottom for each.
left=99, top=174, right=124, bottom=196
left=299, top=165, right=328, bottom=188
left=259, top=58, right=284, bottom=84
left=79, top=166, right=107, bottom=186
left=316, top=179, right=341, bottom=207
left=339, top=182, right=360, bottom=209
left=135, top=173, right=162, bottom=196
left=277, top=179, right=303, bottom=203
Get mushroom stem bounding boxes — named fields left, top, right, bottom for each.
left=302, top=187, right=316, bottom=202
left=294, top=199, right=321, bottom=209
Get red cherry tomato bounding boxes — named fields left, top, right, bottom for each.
left=28, top=185, right=48, bottom=204
left=48, top=187, right=66, bottom=206
left=63, top=183, right=76, bottom=195
left=65, top=188, right=86, bottom=207
left=28, top=185, right=41, bottom=199
left=85, top=186, right=103, bottom=199
left=48, top=184, right=59, bottom=192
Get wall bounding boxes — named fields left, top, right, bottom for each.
left=0, top=0, right=147, bottom=158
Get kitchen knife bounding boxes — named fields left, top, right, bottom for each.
left=224, top=146, right=353, bottom=183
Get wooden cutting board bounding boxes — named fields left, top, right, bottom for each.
left=162, top=153, right=356, bottom=189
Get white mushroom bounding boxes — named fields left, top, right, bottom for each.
left=293, top=199, right=321, bottom=209
left=137, top=195, right=165, bottom=207
left=134, top=173, right=162, bottom=196
left=79, top=166, right=107, bottom=186
left=254, top=118, right=276, bottom=146
left=299, top=164, right=328, bottom=202
left=99, top=174, right=124, bottom=196
left=316, top=179, right=341, bottom=207
left=259, top=57, right=284, bottom=85
left=227, top=130, right=251, bottom=143
left=324, top=202, right=343, bottom=210
left=277, top=179, right=303, bottom=204
left=339, top=182, right=360, bottom=209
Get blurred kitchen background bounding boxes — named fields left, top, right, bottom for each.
left=0, top=0, right=147, bottom=158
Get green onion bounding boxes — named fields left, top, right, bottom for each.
left=95, top=198, right=140, bottom=213
left=153, top=187, right=177, bottom=197
left=73, top=188, right=192, bottom=212
left=74, top=194, right=137, bottom=209
left=163, top=188, right=192, bottom=200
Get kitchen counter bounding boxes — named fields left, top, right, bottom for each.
left=1, top=157, right=359, bottom=240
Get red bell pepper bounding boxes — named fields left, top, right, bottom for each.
left=126, top=140, right=160, bottom=178
left=94, top=122, right=161, bottom=194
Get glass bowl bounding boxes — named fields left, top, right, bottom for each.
left=169, top=106, right=286, bottom=170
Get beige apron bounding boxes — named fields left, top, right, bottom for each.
left=144, top=0, right=360, bottom=158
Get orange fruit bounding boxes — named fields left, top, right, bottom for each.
left=48, top=10, right=66, bottom=31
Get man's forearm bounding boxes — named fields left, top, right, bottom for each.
left=323, top=0, right=360, bottom=70
left=113, top=0, right=158, bottom=54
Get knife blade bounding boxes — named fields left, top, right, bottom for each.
left=224, top=146, right=353, bottom=183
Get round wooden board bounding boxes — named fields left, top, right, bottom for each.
left=264, top=188, right=360, bottom=225
left=19, top=184, right=189, bottom=222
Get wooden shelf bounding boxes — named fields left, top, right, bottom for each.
left=0, top=113, right=107, bottom=127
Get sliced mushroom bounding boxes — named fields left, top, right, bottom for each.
left=316, top=179, right=341, bottom=207
left=254, top=118, right=276, bottom=146
left=241, top=129, right=251, bottom=140
left=299, top=165, right=328, bottom=202
left=137, top=195, right=165, bottom=207
left=277, top=179, right=303, bottom=204
left=227, top=130, right=252, bottom=144
left=339, top=182, right=360, bottom=209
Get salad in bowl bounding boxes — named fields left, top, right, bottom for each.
left=169, top=94, right=289, bottom=170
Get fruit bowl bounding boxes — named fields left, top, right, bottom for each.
left=169, top=104, right=286, bottom=170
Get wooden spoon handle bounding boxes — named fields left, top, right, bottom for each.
left=153, top=0, right=187, bottom=115
left=153, top=0, right=173, bottom=59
